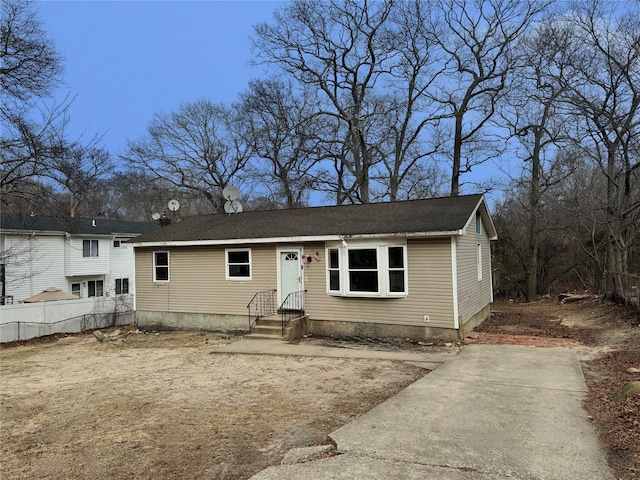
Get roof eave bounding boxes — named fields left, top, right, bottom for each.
left=130, top=230, right=464, bottom=248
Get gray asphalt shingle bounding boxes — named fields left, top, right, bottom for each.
left=0, top=214, right=157, bottom=236
left=132, top=194, right=484, bottom=243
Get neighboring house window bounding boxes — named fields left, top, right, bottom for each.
left=153, top=251, right=170, bottom=282
left=113, top=240, right=121, bottom=248
left=327, top=242, right=407, bottom=297
left=71, top=283, right=81, bottom=297
left=115, top=278, right=129, bottom=294
left=477, top=243, right=483, bottom=281
left=328, top=248, right=340, bottom=292
left=226, top=249, right=251, bottom=280
left=83, top=239, right=99, bottom=257
left=476, top=212, right=482, bottom=235
left=88, top=280, right=104, bottom=297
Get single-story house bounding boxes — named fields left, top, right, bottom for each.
left=131, top=194, right=497, bottom=341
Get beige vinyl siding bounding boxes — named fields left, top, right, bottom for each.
left=456, top=211, right=493, bottom=324
left=303, top=239, right=455, bottom=328
left=136, top=239, right=456, bottom=329
left=135, top=244, right=277, bottom=315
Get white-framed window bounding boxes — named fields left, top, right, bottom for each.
left=113, top=240, right=121, bottom=248
left=476, top=211, right=482, bottom=235
left=115, top=278, right=129, bottom=295
left=226, top=249, right=251, bottom=280
left=153, top=251, right=170, bottom=282
left=71, top=282, right=81, bottom=298
left=83, top=239, right=99, bottom=257
left=328, top=248, right=340, bottom=292
left=326, top=241, right=407, bottom=297
left=477, top=243, right=483, bottom=281
left=88, top=280, right=104, bottom=297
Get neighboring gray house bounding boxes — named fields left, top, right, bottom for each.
left=0, top=214, right=156, bottom=304
left=131, top=194, right=497, bottom=341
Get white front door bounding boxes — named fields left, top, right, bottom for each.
left=279, top=250, right=302, bottom=309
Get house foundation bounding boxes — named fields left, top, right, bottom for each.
left=309, top=318, right=461, bottom=342
left=136, top=311, right=248, bottom=333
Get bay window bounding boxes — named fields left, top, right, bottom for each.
left=326, top=242, right=407, bottom=297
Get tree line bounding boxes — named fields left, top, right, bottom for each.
left=1, top=0, right=638, bottom=302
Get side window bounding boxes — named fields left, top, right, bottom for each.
left=226, top=249, right=251, bottom=280
left=113, top=240, right=121, bottom=248
left=71, top=283, right=81, bottom=298
left=388, top=246, right=406, bottom=293
left=477, top=243, right=483, bottom=281
left=328, top=248, right=340, bottom=292
left=83, top=239, right=99, bottom=257
left=153, top=251, right=170, bottom=282
left=476, top=211, right=482, bottom=235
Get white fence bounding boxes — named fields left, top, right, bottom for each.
left=0, top=295, right=135, bottom=343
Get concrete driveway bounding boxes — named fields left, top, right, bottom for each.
left=250, top=344, right=614, bottom=480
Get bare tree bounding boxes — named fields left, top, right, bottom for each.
left=238, top=78, right=324, bottom=208
left=373, top=0, right=448, bottom=201
left=499, top=15, right=579, bottom=301
left=48, top=145, right=114, bottom=218
left=252, top=0, right=397, bottom=204
left=558, top=1, right=640, bottom=298
left=0, top=0, right=63, bottom=103
left=431, top=0, right=548, bottom=196
left=0, top=0, right=68, bottom=210
left=123, top=99, right=252, bottom=213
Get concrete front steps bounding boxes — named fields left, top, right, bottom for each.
left=246, top=314, right=285, bottom=340
left=246, top=314, right=309, bottom=340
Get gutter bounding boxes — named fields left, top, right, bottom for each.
left=129, top=230, right=464, bottom=248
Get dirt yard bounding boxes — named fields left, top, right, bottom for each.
left=2, top=298, right=638, bottom=480
left=470, top=297, right=640, bottom=480
left=0, top=331, right=426, bottom=480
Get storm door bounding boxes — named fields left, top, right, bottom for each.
left=278, top=250, right=303, bottom=309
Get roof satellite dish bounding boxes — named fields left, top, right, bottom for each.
left=151, top=212, right=161, bottom=221
left=167, top=199, right=180, bottom=212
left=224, top=200, right=243, bottom=214
left=222, top=185, right=239, bottom=201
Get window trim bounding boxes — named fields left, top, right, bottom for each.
left=225, top=248, right=252, bottom=281
left=153, top=251, right=170, bottom=283
left=477, top=243, right=483, bottom=281
left=325, top=241, right=408, bottom=298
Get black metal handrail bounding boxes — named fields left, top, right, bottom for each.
left=247, top=289, right=277, bottom=330
left=280, top=290, right=306, bottom=336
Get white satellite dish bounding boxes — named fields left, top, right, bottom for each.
left=222, top=185, right=240, bottom=201
left=167, top=199, right=180, bottom=212
left=151, top=212, right=161, bottom=221
left=224, top=200, right=243, bottom=214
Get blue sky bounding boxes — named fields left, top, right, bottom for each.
left=38, top=0, right=283, bottom=155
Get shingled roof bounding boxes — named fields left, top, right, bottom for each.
left=132, top=194, right=495, bottom=245
left=0, top=213, right=157, bottom=236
